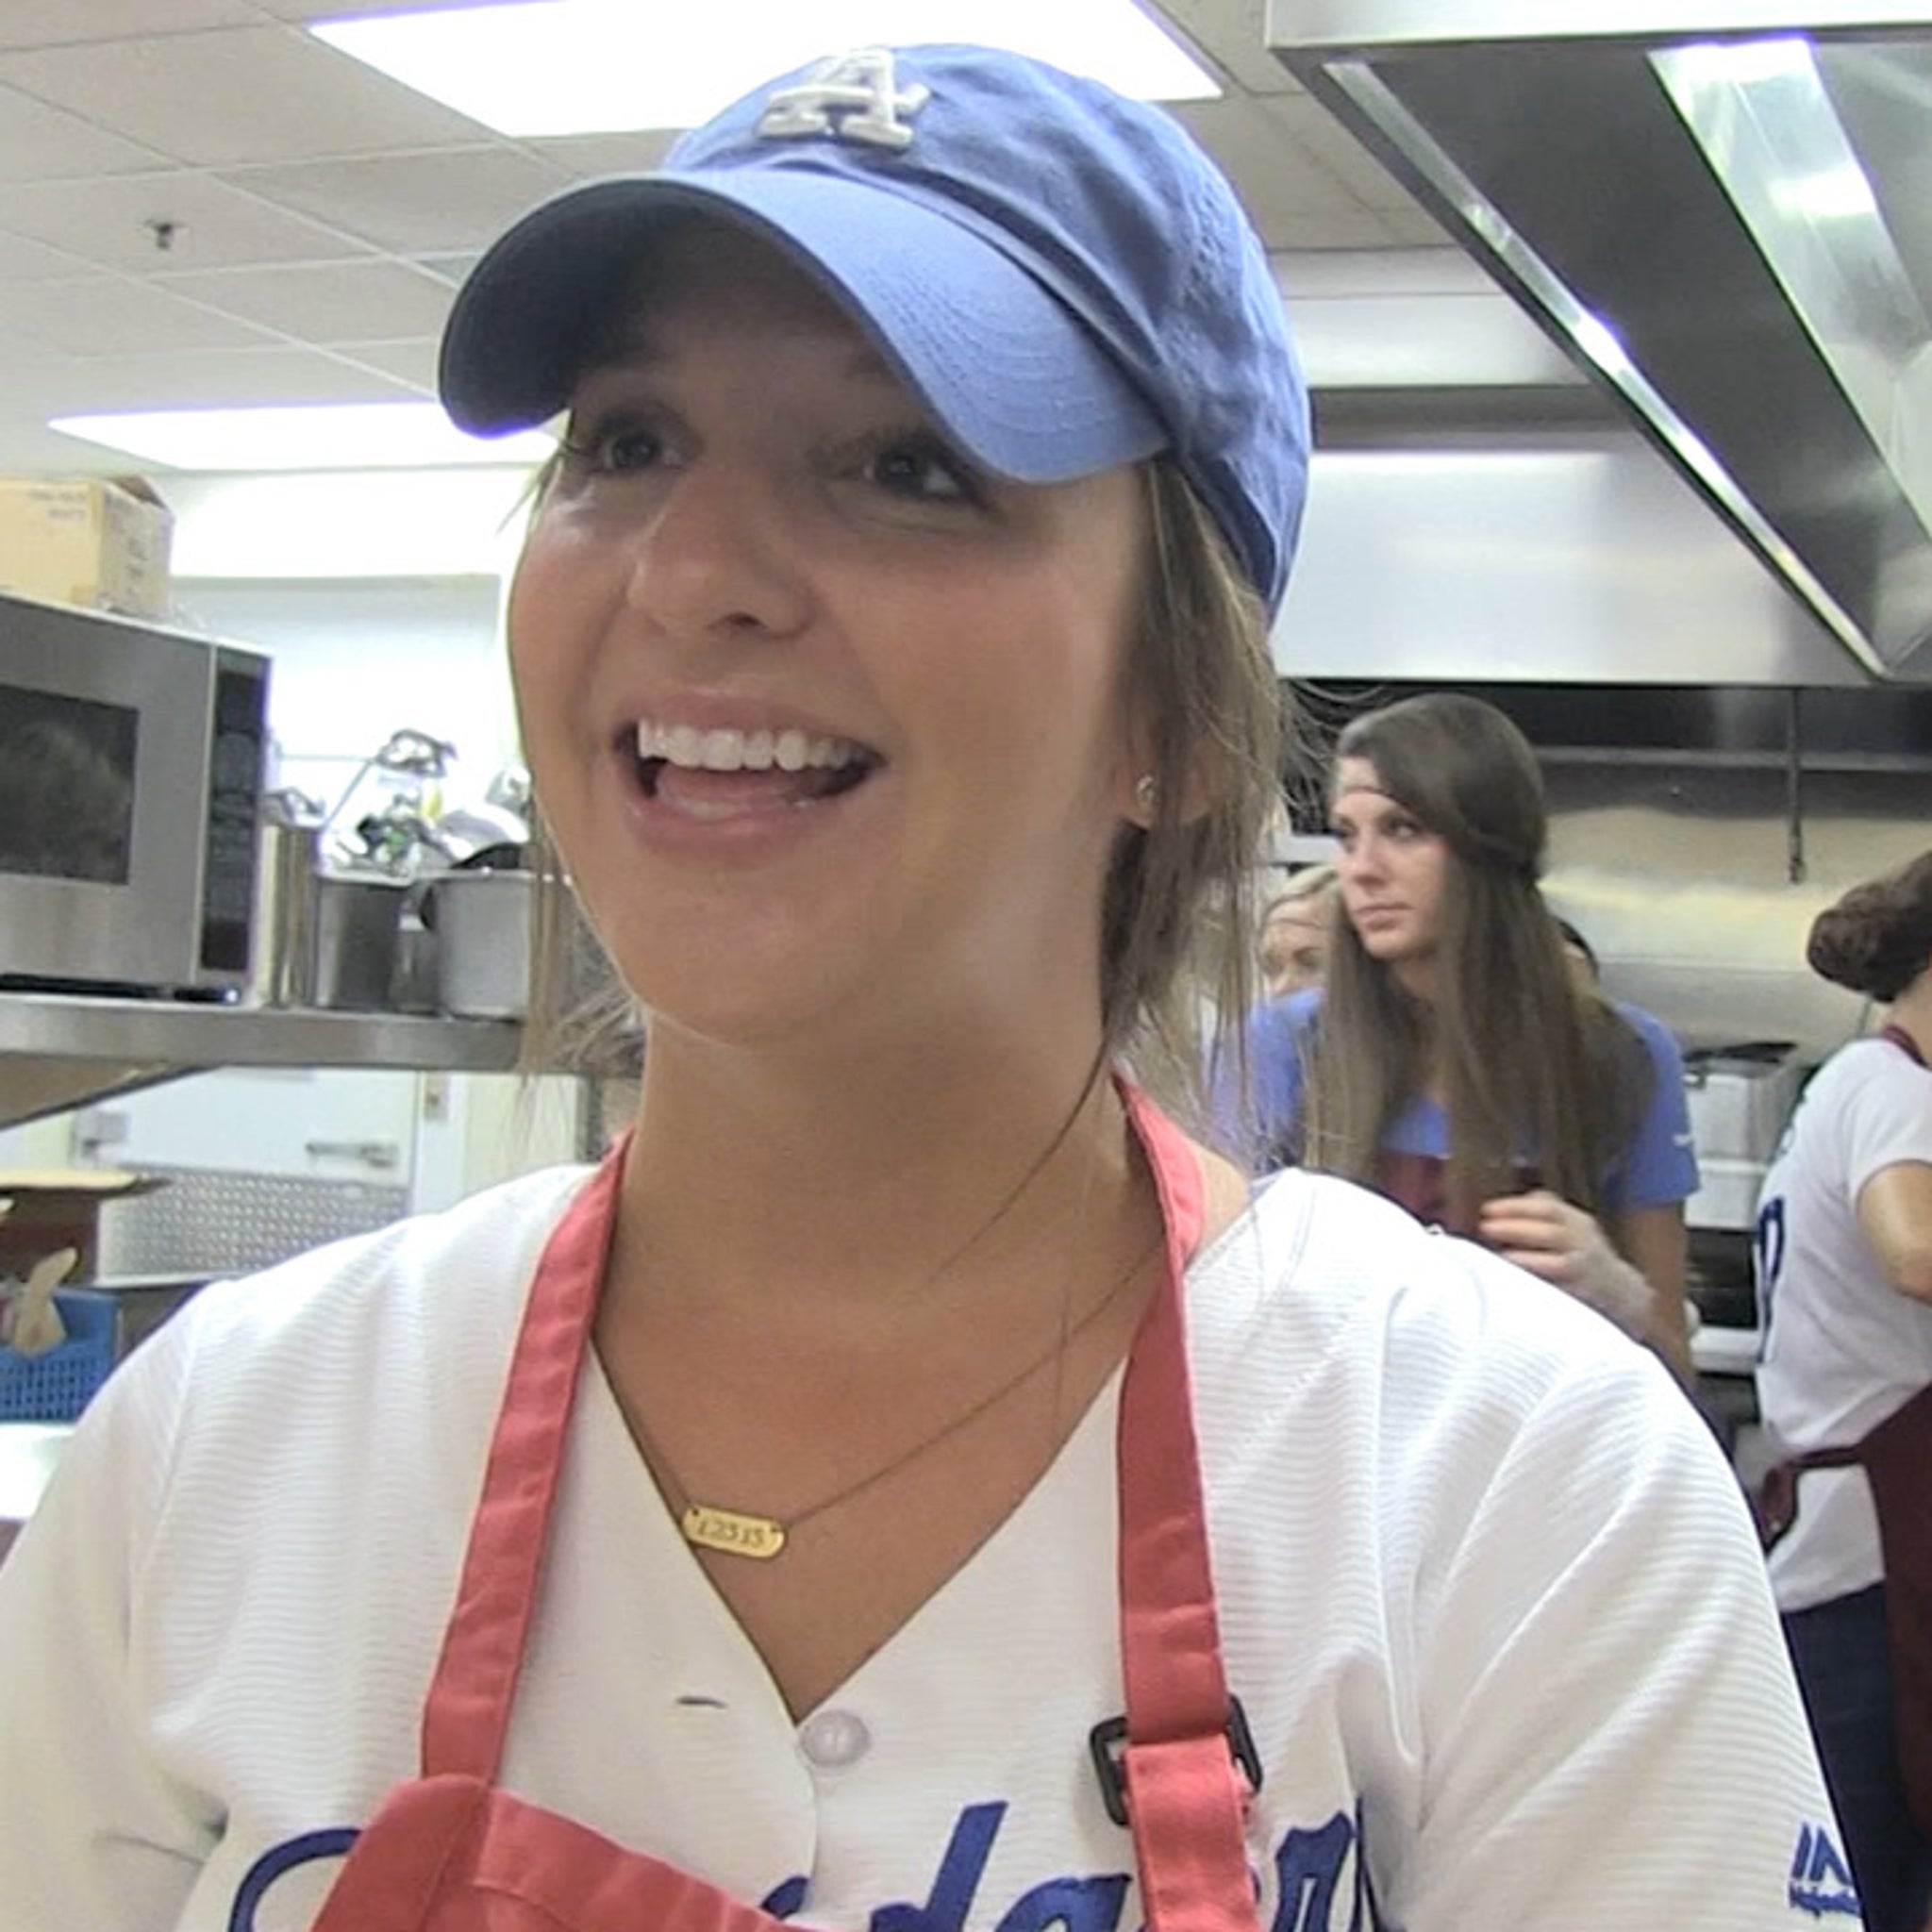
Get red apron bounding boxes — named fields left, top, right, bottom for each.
left=291, top=1084, right=1262, bottom=1932
left=1756, top=1024, right=1932, bottom=1837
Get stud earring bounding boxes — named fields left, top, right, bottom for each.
left=1134, top=774, right=1158, bottom=816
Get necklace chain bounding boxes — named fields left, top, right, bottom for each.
left=620, top=1229, right=1163, bottom=1561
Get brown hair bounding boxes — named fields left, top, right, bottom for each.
left=1807, top=849, right=1932, bottom=1003
left=518, top=456, right=1286, bottom=1132
left=1299, top=692, right=1650, bottom=1228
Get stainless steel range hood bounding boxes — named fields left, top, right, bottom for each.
left=1267, top=3, right=1932, bottom=682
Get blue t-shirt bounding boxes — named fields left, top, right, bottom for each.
left=1244, top=988, right=1699, bottom=1215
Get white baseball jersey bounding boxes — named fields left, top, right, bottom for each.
left=0, top=1162, right=1858, bottom=1929
left=1755, top=1035, right=1932, bottom=1612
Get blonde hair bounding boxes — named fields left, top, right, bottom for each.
left=517, top=458, right=1287, bottom=1134
left=1261, top=864, right=1337, bottom=923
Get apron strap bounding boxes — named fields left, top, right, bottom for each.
left=413, top=1088, right=1263, bottom=1926
left=420, top=1147, right=628, bottom=1780
left=1880, top=1024, right=1927, bottom=1070
left=1116, top=1082, right=1262, bottom=1932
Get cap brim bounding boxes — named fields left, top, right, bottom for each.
left=440, top=169, right=1166, bottom=485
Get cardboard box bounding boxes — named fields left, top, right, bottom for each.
left=0, top=475, right=174, bottom=621
left=0, top=1169, right=169, bottom=1284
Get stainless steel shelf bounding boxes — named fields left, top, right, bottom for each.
left=0, top=994, right=521, bottom=1069
left=0, top=994, right=522, bottom=1131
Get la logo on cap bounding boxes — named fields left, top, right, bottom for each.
left=757, top=49, right=932, bottom=152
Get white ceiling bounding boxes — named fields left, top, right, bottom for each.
left=0, top=0, right=1454, bottom=475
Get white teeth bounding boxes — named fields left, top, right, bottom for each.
left=634, top=720, right=863, bottom=774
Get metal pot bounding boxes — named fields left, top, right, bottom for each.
left=420, top=869, right=535, bottom=1020
left=312, top=874, right=409, bottom=1011
left=250, top=791, right=325, bottom=1008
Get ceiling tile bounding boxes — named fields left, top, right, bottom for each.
left=34, top=341, right=422, bottom=414
left=0, top=25, right=492, bottom=168
left=411, top=250, right=482, bottom=288
left=156, top=258, right=457, bottom=342
left=1259, top=92, right=1428, bottom=218
left=0, top=339, right=78, bottom=403
left=1268, top=205, right=1429, bottom=251
left=331, top=339, right=441, bottom=393
left=1374, top=203, right=1455, bottom=247
left=530, top=129, right=680, bottom=184
left=0, top=81, right=168, bottom=183
left=1170, top=94, right=1385, bottom=251
left=248, top=0, right=489, bottom=15
left=0, top=275, right=282, bottom=357
left=0, top=169, right=373, bottom=270
left=1147, top=0, right=1299, bottom=96
left=0, top=1, right=257, bottom=50
left=222, top=146, right=573, bottom=253
left=0, top=225, right=89, bottom=280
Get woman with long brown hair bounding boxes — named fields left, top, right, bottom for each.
left=1247, top=692, right=1698, bottom=1383
left=1754, top=851, right=1932, bottom=1932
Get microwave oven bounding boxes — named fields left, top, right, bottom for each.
left=0, top=590, right=269, bottom=997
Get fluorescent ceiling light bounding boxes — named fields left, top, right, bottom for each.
left=312, top=1, right=1219, bottom=140
left=49, top=403, right=555, bottom=473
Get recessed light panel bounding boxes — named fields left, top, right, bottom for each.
left=312, top=0, right=1220, bottom=140
left=50, top=403, right=555, bottom=472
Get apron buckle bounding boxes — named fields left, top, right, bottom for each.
left=1087, top=1697, right=1263, bottom=1828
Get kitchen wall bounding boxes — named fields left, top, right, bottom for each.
left=162, top=464, right=531, bottom=827
left=178, top=575, right=517, bottom=824
left=1545, top=761, right=1929, bottom=1061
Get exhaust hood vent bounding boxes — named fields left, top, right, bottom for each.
left=1267, top=4, right=1932, bottom=683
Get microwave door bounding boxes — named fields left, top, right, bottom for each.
left=0, top=607, right=236, bottom=993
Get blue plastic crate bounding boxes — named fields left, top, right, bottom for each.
left=0, top=1289, right=117, bottom=1422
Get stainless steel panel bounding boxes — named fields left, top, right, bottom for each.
left=1541, top=759, right=1927, bottom=1059
left=1267, top=7, right=1932, bottom=682
left=1275, top=425, right=1867, bottom=684
left=96, top=1165, right=408, bottom=1280
left=1270, top=2, right=1932, bottom=53
left=0, top=995, right=522, bottom=1132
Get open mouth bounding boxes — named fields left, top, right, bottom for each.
left=626, top=720, right=882, bottom=809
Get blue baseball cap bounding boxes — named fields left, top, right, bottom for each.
left=440, top=43, right=1308, bottom=612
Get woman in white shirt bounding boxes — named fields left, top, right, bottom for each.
left=1757, top=850, right=1932, bottom=1932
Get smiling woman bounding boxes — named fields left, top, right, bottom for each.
left=0, top=41, right=1854, bottom=1932
left=506, top=222, right=1157, bottom=1054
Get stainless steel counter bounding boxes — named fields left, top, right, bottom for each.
left=0, top=993, right=522, bottom=1130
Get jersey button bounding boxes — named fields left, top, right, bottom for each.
left=798, top=1708, right=871, bottom=1769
